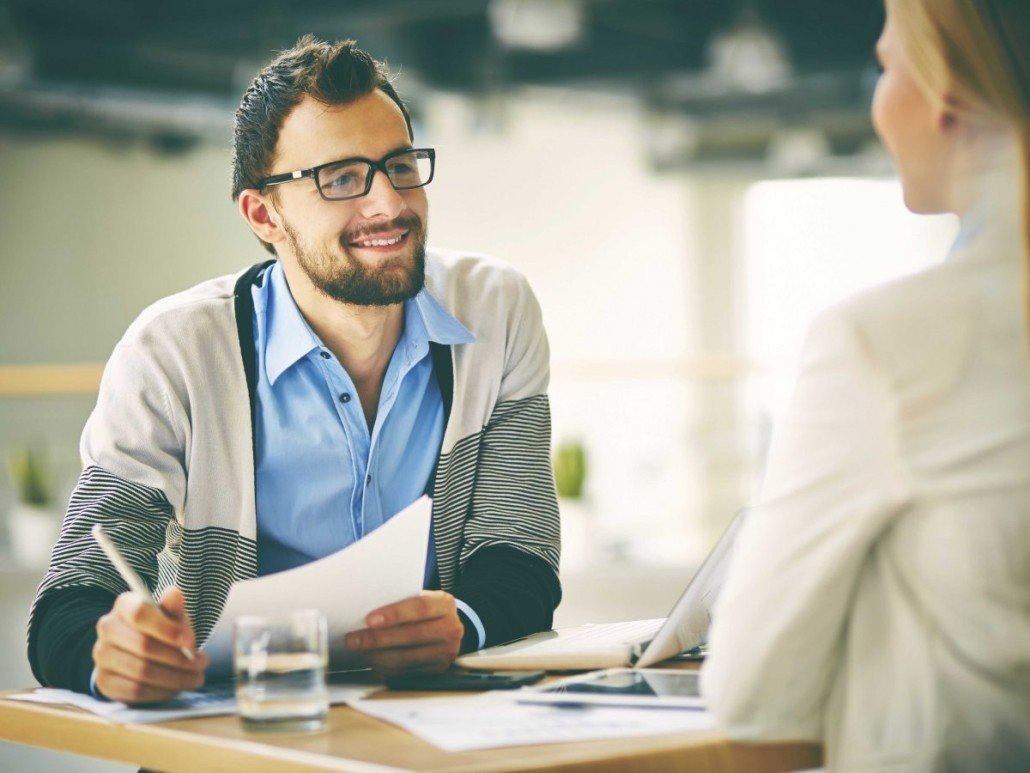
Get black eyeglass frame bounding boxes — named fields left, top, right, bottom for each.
left=256, top=147, right=436, bottom=201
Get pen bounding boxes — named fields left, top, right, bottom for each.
left=91, top=523, right=196, bottom=662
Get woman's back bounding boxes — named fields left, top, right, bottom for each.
left=826, top=209, right=1030, bottom=770
left=702, top=205, right=1030, bottom=771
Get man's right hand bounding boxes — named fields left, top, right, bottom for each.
left=92, top=585, right=209, bottom=704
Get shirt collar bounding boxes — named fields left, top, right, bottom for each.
left=412, top=288, right=475, bottom=346
left=261, top=262, right=474, bottom=387
left=262, top=262, right=322, bottom=387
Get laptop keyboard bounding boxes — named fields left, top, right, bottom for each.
left=517, top=619, right=666, bottom=654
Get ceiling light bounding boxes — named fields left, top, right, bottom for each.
left=706, top=9, right=792, bottom=93
left=489, top=0, right=585, bottom=52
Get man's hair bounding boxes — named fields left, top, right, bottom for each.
left=231, top=36, right=413, bottom=252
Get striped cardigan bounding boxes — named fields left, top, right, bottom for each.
left=28, top=249, right=562, bottom=694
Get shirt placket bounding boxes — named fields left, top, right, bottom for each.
left=313, top=348, right=370, bottom=540
left=364, top=338, right=428, bottom=527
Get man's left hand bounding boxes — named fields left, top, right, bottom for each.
left=345, top=590, right=465, bottom=676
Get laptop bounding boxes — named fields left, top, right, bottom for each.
left=455, top=509, right=747, bottom=671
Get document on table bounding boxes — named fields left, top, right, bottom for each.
left=350, top=692, right=715, bottom=752
left=7, top=681, right=376, bottom=725
left=203, top=495, right=432, bottom=677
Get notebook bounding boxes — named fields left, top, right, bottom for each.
left=455, top=509, right=746, bottom=671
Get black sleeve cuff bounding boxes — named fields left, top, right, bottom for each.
left=451, top=544, right=561, bottom=651
left=28, top=587, right=116, bottom=694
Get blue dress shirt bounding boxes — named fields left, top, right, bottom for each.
left=250, top=261, right=484, bottom=644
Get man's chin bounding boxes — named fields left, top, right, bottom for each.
left=318, top=263, right=424, bottom=306
left=327, top=281, right=422, bottom=307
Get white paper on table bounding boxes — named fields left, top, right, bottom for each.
left=7, top=682, right=377, bottom=725
left=350, top=692, right=715, bottom=752
left=203, top=495, right=432, bottom=677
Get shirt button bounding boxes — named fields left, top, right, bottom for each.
left=339, top=392, right=351, bottom=404
left=366, top=475, right=372, bottom=485
left=320, top=351, right=331, bottom=359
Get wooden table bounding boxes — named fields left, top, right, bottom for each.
left=0, top=669, right=822, bottom=772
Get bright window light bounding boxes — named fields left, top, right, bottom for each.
left=744, top=177, right=959, bottom=421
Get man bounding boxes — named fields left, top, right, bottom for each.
left=27, top=37, right=561, bottom=703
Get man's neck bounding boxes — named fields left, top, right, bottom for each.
left=281, top=261, right=404, bottom=429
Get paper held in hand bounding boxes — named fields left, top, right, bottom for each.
left=202, top=495, right=432, bottom=677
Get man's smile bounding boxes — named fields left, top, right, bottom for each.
left=347, top=229, right=410, bottom=252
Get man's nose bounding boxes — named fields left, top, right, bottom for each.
left=357, top=168, right=405, bottom=220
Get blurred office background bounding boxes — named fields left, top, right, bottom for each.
left=0, top=1, right=957, bottom=769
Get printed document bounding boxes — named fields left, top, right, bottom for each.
left=203, top=495, right=432, bottom=676
left=350, top=692, right=715, bottom=752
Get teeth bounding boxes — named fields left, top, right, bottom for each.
left=356, top=234, right=404, bottom=247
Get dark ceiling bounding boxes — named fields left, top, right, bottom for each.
left=0, top=0, right=885, bottom=158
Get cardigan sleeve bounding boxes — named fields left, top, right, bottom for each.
left=27, top=340, right=186, bottom=692
left=452, top=270, right=562, bottom=646
left=699, top=307, right=913, bottom=741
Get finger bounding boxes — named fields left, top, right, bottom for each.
left=158, top=586, right=198, bottom=649
left=347, top=616, right=464, bottom=651
left=364, top=642, right=460, bottom=675
left=96, top=614, right=207, bottom=672
left=94, top=670, right=182, bottom=705
left=365, top=591, right=456, bottom=628
left=113, top=591, right=194, bottom=650
left=158, top=586, right=188, bottom=620
left=95, top=641, right=206, bottom=692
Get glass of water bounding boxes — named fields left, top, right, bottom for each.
left=234, top=609, right=329, bottom=732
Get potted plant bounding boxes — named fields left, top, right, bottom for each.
left=7, top=445, right=62, bottom=567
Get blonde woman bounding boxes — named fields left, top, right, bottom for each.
left=701, top=1, right=1030, bottom=770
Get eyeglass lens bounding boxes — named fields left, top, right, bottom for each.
left=318, top=151, right=433, bottom=199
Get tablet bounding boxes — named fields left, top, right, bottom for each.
left=516, top=668, right=705, bottom=710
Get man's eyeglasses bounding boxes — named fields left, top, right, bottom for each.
left=256, top=147, right=436, bottom=201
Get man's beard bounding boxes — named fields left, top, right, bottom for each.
left=284, top=214, right=427, bottom=306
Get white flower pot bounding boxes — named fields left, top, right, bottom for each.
left=9, top=502, right=62, bottom=568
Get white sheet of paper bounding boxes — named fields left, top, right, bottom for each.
left=7, top=682, right=376, bottom=725
left=350, top=692, right=715, bottom=752
left=203, top=495, right=432, bottom=677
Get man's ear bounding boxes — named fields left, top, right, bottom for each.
left=239, top=189, right=286, bottom=247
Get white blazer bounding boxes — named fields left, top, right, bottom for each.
left=701, top=202, right=1030, bottom=771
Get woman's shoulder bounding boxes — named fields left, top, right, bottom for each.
left=805, top=259, right=990, bottom=401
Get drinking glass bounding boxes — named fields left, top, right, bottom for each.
left=233, top=609, right=329, bottom=732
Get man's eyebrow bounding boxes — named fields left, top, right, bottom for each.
left=328, top=144, right=415, bottom=164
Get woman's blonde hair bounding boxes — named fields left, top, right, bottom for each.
left=886, top=0, right=1030, bottom=324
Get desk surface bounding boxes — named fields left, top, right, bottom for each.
left=0, top=670, right=822, bottom=773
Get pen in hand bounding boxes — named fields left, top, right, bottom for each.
left=91, top=523, right=196, bottom=662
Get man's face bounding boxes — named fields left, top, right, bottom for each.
left=269, top=90, right=429, bottom=306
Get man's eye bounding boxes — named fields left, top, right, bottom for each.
left=389, top=162, right=415, bottom=174
left=325, top=171, right=361, bottom=189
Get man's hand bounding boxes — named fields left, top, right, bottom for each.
left=345, top=590, right=465, bottom=676
left=93, top=585, right=209, bottom=704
